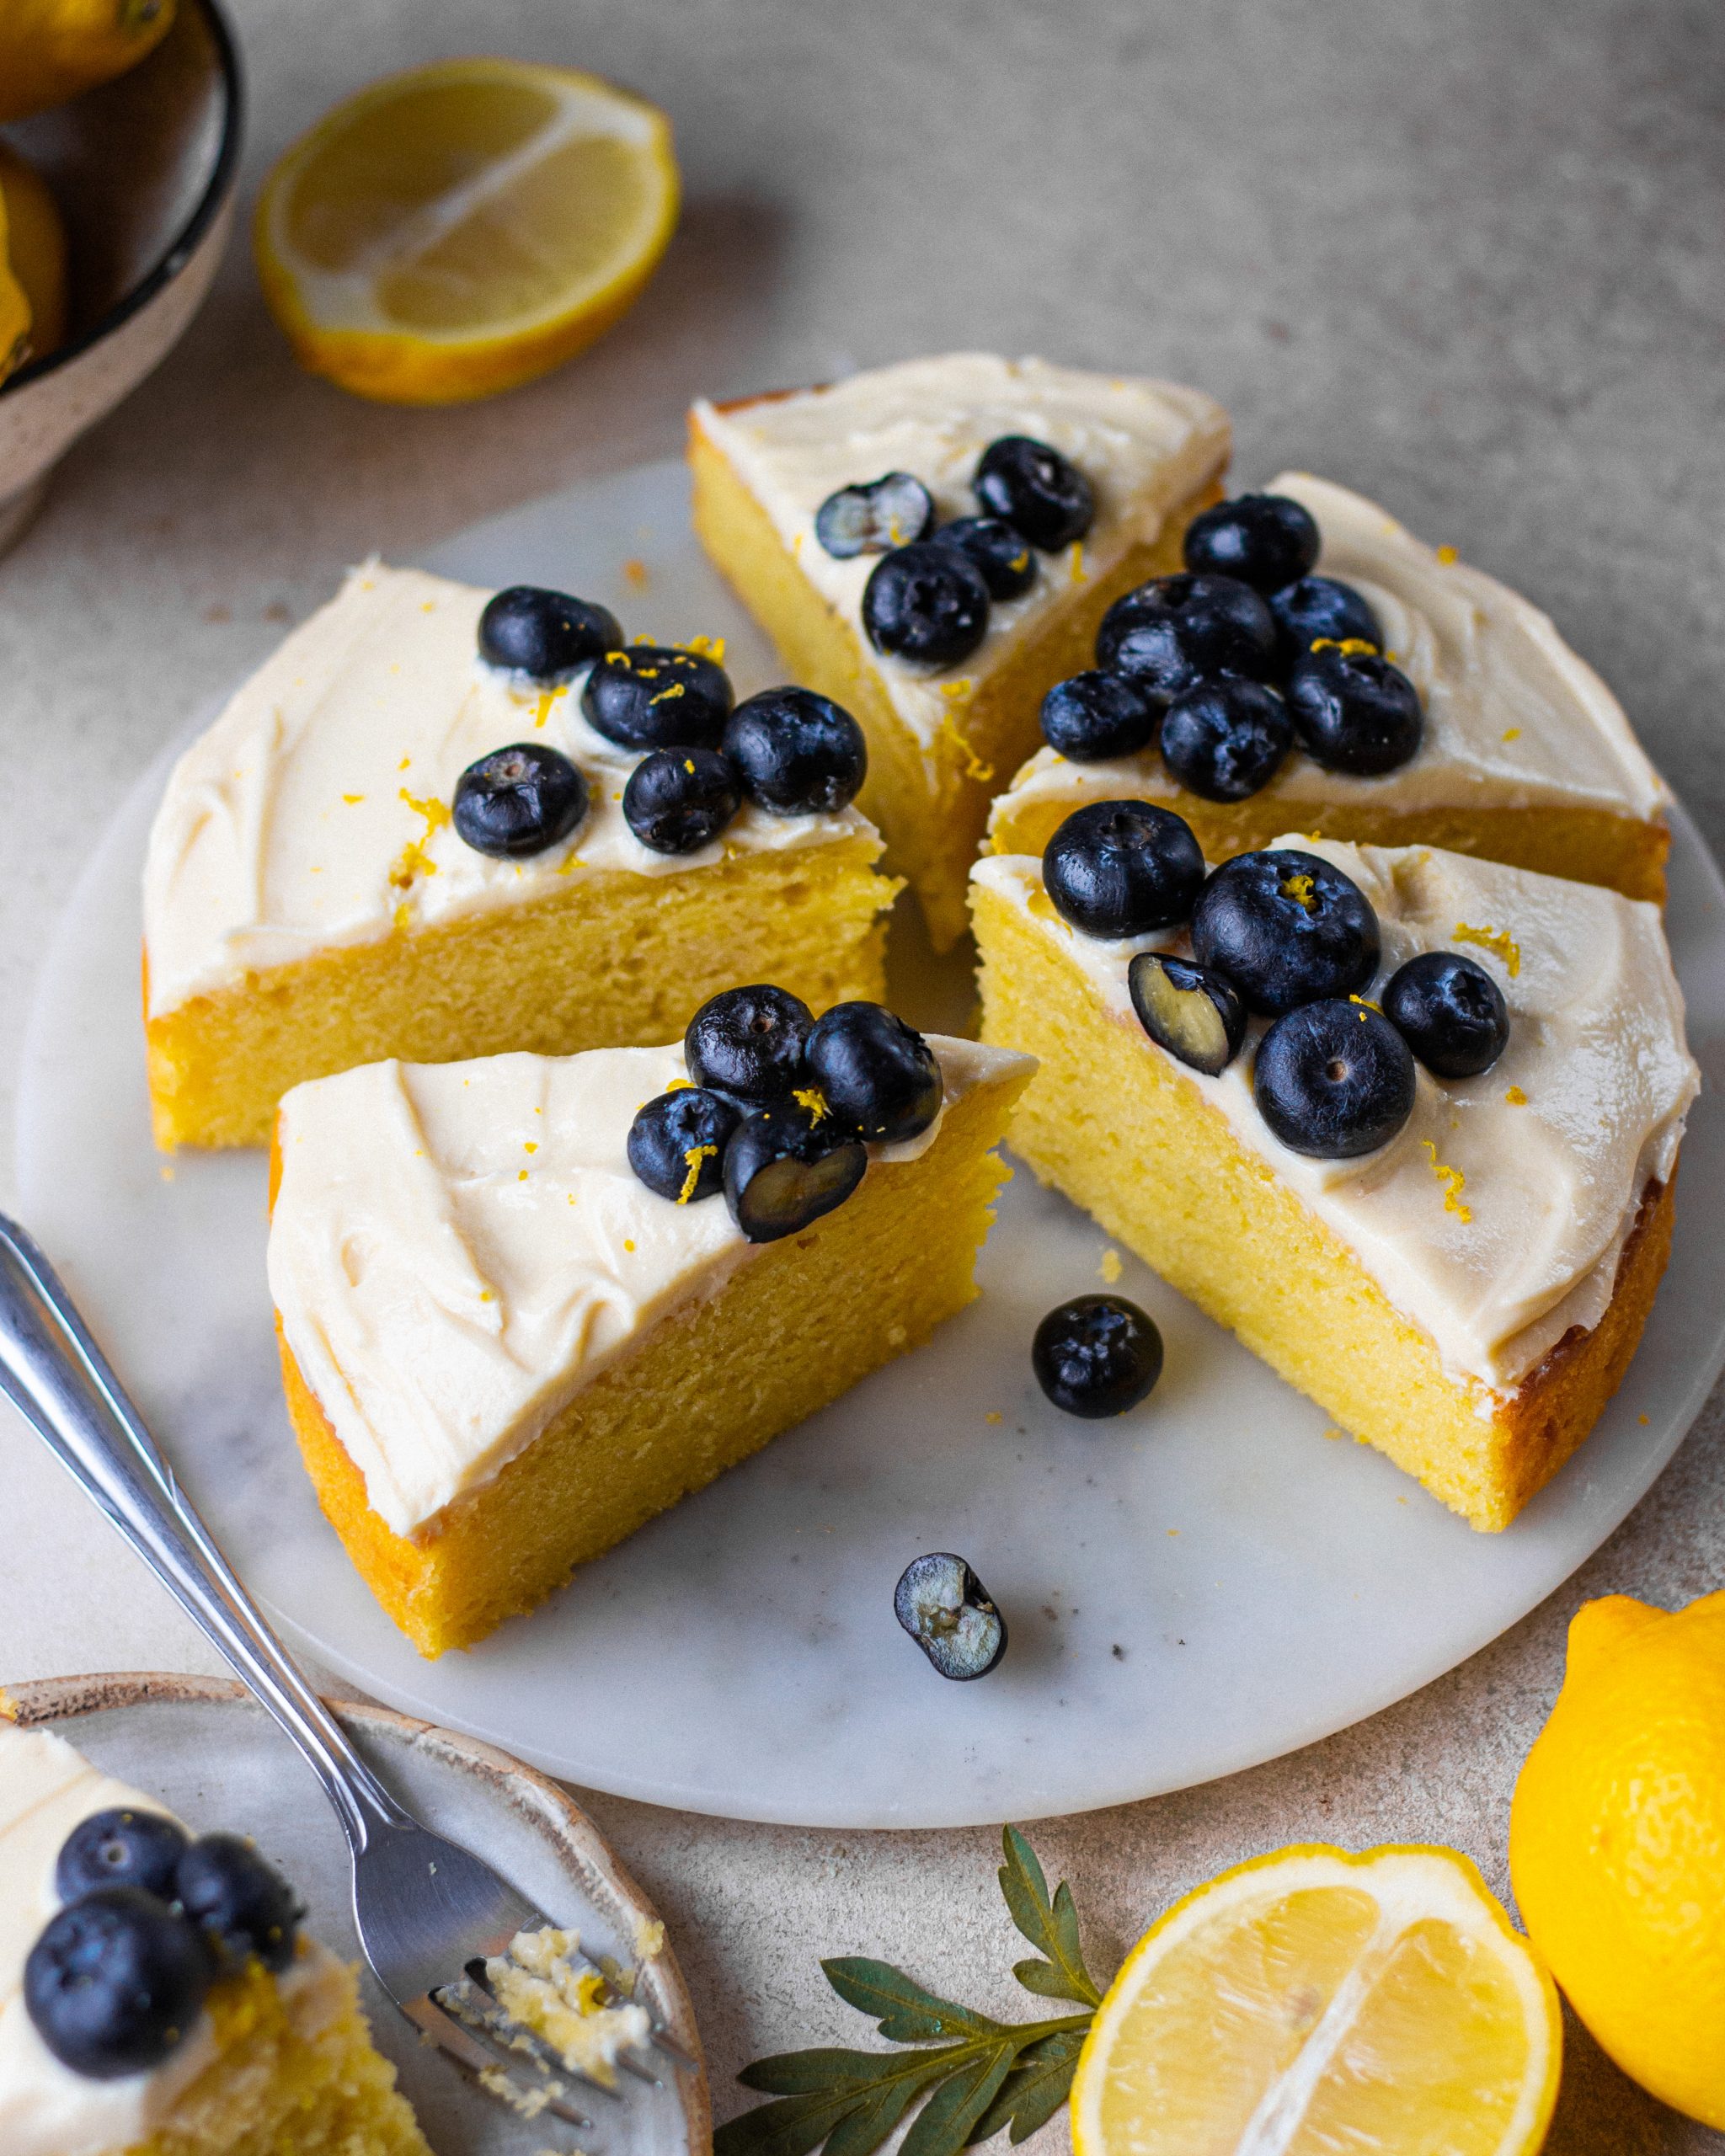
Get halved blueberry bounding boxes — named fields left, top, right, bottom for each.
left=685, top=985, right=814, bottom=1105
left=893, top=1553, right=1007, bottom=1679
left=25, top=1888, right=212, bottom=2079
left=722, top=687, right=868, bottom=815
left=1044, top=800, right=1205, bottom=939
left=1190, top=849, right=1381, bottom=1017
left=1160, top=678, right=1292, bottom=800
left=1129, top=953, right=1247, bottom=1075
left=1253, top=1000, right=1416, bottom=1157
left=1182, top=493, right=1321, bottom=594
left=451, top=743, right=587, bottom=858
left=582, top=645, right=734, bottom=752
left=477, top=586, right=622, bottom=683
left=1285, top=646, right=1423, bottom=775
left=724, top=1102, right=867, bottom=1242
left=1268, top=575, right=1381, bottom=671
left=1033, top=1294, right=1164, bottom=1418
left=627, top=1086, right=741, bottom=1203
left=175, top=1835, right=302, bottom=1973
left=1095, top=574, right=1278, bottom=706
left=1383, top=951, right=1509, bottom=1078
left=804, top=1002, right=942, bottom=1143
left=622, top=747, right=740, bottom=853
left=974, top=435, right=1094, bottom=551
left=56, top=1810, right=189, bottom=1907
left=933, top=515, right=1038, bottom=600
left=1040, top=671, right=1159, bottom=762
left=862, top=542, right=991, bottom=666
left=814, top=472, right=937, bottom=558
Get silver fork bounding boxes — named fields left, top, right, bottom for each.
left=0, top=1213, right=694, bottom=2137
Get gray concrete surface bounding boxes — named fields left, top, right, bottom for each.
left=2, top=0, right=1722, bottom=2147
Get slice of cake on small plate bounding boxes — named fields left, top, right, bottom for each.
left=144, top=566, right=900, bottom=1150
left=689, top=352, right=1231, bottom=947
left=989, top=472, right=1671, bottom=902
left=972, top=809, right=1696, bottom=1529
left=267, top=988, right=1033, bottom=1656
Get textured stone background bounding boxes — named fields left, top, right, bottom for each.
left=2, top=0, right=1722, bottom=2148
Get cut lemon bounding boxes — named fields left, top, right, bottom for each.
left=1071, top=1844, right=1560, bottom=2156
left=254, top=57, right=680, bottom=406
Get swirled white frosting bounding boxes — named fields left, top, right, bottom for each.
left=974, top=836, right=1696, bottom=1393
left=142, top=564, right=879, bottom=1020
left=692, top=354, right=1230, bottom=755
left=269, top=1033, right=1029, bottom=1538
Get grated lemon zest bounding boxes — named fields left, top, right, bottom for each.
left=1454, top=921, right=1520, bottom=977
left=1280, top=873, right=1317, bottom=912
left=1505, top=1085, right=1528, bottom=1106
left=1422, top=1139, right=1472, bottom=1221
left=676, top=1145, right=716, bottom=1203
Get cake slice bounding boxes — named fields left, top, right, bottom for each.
left=689, top=353, right=1230, bottom=947
left=973, top=828, right=1696, bottom=1529
left=990, top=472, right=1671, bottom=902
left=144, top=564, right=899, bottom=1150
left=268, top=995, right=1033, bottom=1656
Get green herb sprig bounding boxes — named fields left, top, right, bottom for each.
left=713, top=1828, right=1105, bottom=2156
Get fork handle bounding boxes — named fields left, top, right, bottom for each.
left=0, top=1213, right=409, bottom=1850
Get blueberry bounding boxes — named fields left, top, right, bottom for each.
left=1183, top=493, right=1321, bottom=595
left=1033, top=1294, right=1164, bottom=1418
left=24, top=1888, right=212, bottom=2079
left=1383, top=951, right=1509, bottom=1078
left=932, top=515, right=1038, bottom=600
left=582, top=645, right=734, bottom=752
left=1253, top=1000, right=1416, bottom=1158
left=893, top=1553, right=1007, bottom=1680
left=1044, top=800, right=1205, bottom=939
left=1040, top=671, right=1159, bottom=762
left=451, top=743, right=588, bottom=858
left=724, top=1101, right=867, bottom=1243
left=175, top=1834, right=301, bottom=1974
left=1285, top=647, right=1423, bottom=776
left=622, top=747, right=740, bottom=854
left=1095, top=574, right=1278, bottom=706
left=1190, top=849, right=1381, bottom=1017
left=722, top=687, right=868, bottom=815
left=804, top=1001, right=943, bottom=1143
left=56, top=1810, right=189, bottom=1907
left=1160, top=679, right=1292, bottom=801
left=685, top=985, right=814, bottom=1106
left=862, top=542, right=991, bottom=667
left=1268, top=575, right=1382, bottom=671
left=973, top=435, right=1094, bottom=551
left=1128, top=953, right=1247, bottom=1076
left=627, top=1086, right=741, bottom=1203
left=814, top=472, right=937, bottom=558
left=476, top=586, right=622, bottom=684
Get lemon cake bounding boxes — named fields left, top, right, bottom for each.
left=144, top=565, right=899, bottom=1150
left=973, top=822, right=1696, bottom=1529
left=689, top=353, right=1230, bottom=947
left=0, top=1721, right=429, bottom=2156
left=990, top=472, right=1671, bottom=901
left=268, top=992, right=1033, bottom=1655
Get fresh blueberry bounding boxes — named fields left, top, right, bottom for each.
left=814, top=472, right=937, bottom=558
left=582, top=645, right=734, bottom=752
left=1253, top=1000, right=1416, bottom=1158
left=476, top=586, right=622, bottom=683
left=1285, top=647, right=1423, bottom=775
left=1039, top=671, right=1159, bottom=762
left=1128, top=953, right=1247, bottom=1076
left=1383, top=951, right=1509, bottom=1078
left=862, top=542, right=991, bottom=666
left=893, top=1553, right=1007, bottom=1680
left=174, top=1835, right=301, bottom=1974
left=622, top=748, right=740, bottom=854
left=804, top=1002, right=943, bottom=1143
left=974, top=435, right=1094, bottom=551
left=1190, top=849, right=1381, bottom=1017
left=56, top=1810, right=189, bottom=1907
left=451, top=743, right=587, bottom=858
left=1183, top=493, right=1321, bottom=595
left=722, top=688, right=868, bottom=815
left=933, top=515, right=1038, bottom=600
left=1033, top=1294, right=1164, bottom=1418
left=1268, top=575, right=1382, bottom=671
left=684, top=985, right=814, bottom=1106
left=1044, top=800, right=1205, bottom=939
left=724, top=1101, right=867, bottom=1243
left=1095, top=574, right=1278, bottom=706
left=1160, top=679, right=1292, bottom=801
left=25, top=1888, right=212, bottom=2079
left=627, top=1087, right=741, bottom=1203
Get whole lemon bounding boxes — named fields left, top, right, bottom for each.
left=0, top=197, right=32, bottom=387
left=0, top=0, right=176, bottom=127
left=1510, top=1590, right=1725, bottom=2127
left=0, top=145, right=69, bottom=358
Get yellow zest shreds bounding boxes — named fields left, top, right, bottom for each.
left=1099, top=1247, right=1124, bottom=1284
left=400, top=788, right=450, bottom=829
left=525, top=1140, right=538, bottom=1153
left=649, top=680, right=686, bottom=706
left=1348, top=994, right=1383, bottom=1014
left=533, top=690, right=557, bottom=730
left=985, top=1410, right=1004, bottom=1425
left=1455, top=921, right=1521, bottom=977
left=1502, top=727, right=1522, bottom=743
left=1506, top=1085, right=1529, bottom=1106
left=940, top=677, right=976, bottom=705
left=1311, top=636, right=1380, bottom=657
left=684, top=633, right=726, bottom=663
left=1026, top=885, right=1067, bottom=927
left=937, top=708, right=995, bottom=783
left=676, top=1145, right=716, bottom=1203
left=623, top=1239, right=635, bottom=1252
left=398, top=755, right=412, bottom=771
left=342, top=792, right=365, bottom=803
left=390, top=788, right=452, bottom=889
left=665, top=1077, right=693, bottom=1093
left=622, top=558, right=649, bottom=588
left=518, top=1168, right=529, bottom=1182
left=393, top=901, right=411, bottom=931
left=1068, top=541, right=1087, bottom=584
left=793, top=1086, right=830, bottom=1122
left=1280, top=873, right=1318, bottom=913
left=1423, top=1140, right=1473, bottom=1222
left=1437, top=542, right=1460, bottom=564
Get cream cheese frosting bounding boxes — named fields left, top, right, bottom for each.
left=993, top=469, right=1670, bottom=835
left=269, top=1033, right=1028, bottom=1537
left=143, top=563, right=878, bottom=1019
left=974, top=838, right=1696, bottom=1394
left=693, top=354, right=1230, bottom=755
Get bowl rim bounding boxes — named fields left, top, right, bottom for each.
left=1, top=0, right=245, bottom=396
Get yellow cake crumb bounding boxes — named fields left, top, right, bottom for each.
left=1506, top=1085, right=1528, bottom=1106
left=985, top=1410, right=1003, bottom=1425
left=622, top=558, right=649, bottom=589
left=1436, top=543, right=1459, bottom=564
left=1099, top=1246, right=1124, bottom=1283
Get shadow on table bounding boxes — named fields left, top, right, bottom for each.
left=1546, top=2003, right=1717, bottom=2155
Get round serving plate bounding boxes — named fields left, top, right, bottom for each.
left=0, top=1673, right=708, bottom=2156
left=14, top=456, right=1725, bottom=1828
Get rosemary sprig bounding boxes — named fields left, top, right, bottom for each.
left=714, top=1828, right=1105, bottom=2156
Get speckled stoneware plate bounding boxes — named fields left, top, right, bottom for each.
left=0, top=1673, right=708, bottom=2156
left=14, top=457, right=1725, bottom=1828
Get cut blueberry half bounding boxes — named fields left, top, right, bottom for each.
left=723, top=1102, right=867, bottom=1242
left=1129, top=953, right=1247, bottom=1075
left=893, top=1552, right=1008, bottom=1679
left=814, top=472, right=937, bottom=558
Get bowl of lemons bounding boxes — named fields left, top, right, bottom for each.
left=0, top=0, right=241, bottom=552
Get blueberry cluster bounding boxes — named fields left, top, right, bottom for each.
left=24, top=1807, right=302, bottom=2079
left=628, top=988, right=943, bottom=1242
left=814, top=435, right=1093, bottom=671
left=1037, top=493, right=1423, bottom=797
left=459, top=584, right=867, bottom=861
